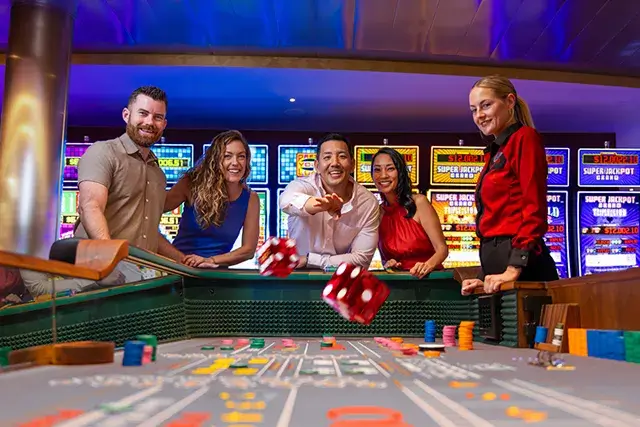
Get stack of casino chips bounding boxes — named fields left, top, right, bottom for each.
left=458, top=321, right=475, bottom=350
left=249, top=338, right=265, bottom=349
left=135, top=335, right=157, bottom=361
left=442, top=325, right=457, bottom=347
left=122, top=340, right=146, bottom=366
left=321, top=336, right=335, bottom=348
left=282, top=338, right=295, bottom=348
left=424, top=320, right=437, bottom=343
left=221, top=339, right=235, bottom=351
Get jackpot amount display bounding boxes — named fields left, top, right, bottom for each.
left=578, top=149, right=640, bottom=187
left=545, top=192, right=570, bottom=278
left=577, top=192, right=639, bottom=275
left=427, top=190, right=480, bottom=268
left=159, top=204, right=184, bottom=242
left=430, top=147, right=484, bottom=186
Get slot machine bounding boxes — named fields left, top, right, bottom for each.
left=151, top=138, right=195, bottom=242
left=427, top=144, right=484, bottom=268
left=353, top=141, right=420, bottom=270
left=545, top=148, right=571, bottom=278
left=276, top=141, right=317, bottom=239
left=58, top=137, right=92, bottom=238
left=576, top=144, right=640, bottom=275
left=202, top=143, right=270, bottom=270
left=427, top=143, right=572, bottom=277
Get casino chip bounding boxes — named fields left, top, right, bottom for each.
left=419, top=343, right=445, bottom=352
left=458, top=321, right=475, bottom=350
left=201, top=346, right=215, bottom=351
left=122, top=341, right=145, bottom=366
left=424, top=320, right=436, bottom=343
left=230, top=361, right=248, bottom=369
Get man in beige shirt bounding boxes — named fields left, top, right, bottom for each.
left=74, top=86, right=183, bottom=283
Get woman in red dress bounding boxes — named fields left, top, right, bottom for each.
left=371, top=147, right=448, bottom=278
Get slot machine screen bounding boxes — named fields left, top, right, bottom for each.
left=229, top=189, right=270, bottom=269
left=278, top=145, right=317, bottom=184
left=354, top=145, right=419, bottom=186
left=546, top=191, right=571, bottom=278
left=577, top=191, right=639, bottom=275
left=151, top=144, right=194, bottom=185
left=202, top=143, right=269, bottom=185
left=431, top=146, right=571, bottom=187
left=578, top=148, right=640, bottom=187
left=62, top=143, right=91, bottom=188
left=546, top=148, right=570, bottom=187
left=59, top=190, right=79, bottom=239
left=159, top=204, right=184, bottom=243
left=427, top=190, right=480, bottom=268
left=430, top=146, right=484, bottom=186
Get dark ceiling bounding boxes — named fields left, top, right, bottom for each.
left=1, top=0, right=640, bottom=77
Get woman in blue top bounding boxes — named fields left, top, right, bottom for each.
left=165, top=130, right=260, bottom=268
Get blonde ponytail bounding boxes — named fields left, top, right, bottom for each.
left=514, top=97, right=535, bottom=129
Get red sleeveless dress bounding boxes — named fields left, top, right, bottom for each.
left=378, top=202, right=443, bottom=271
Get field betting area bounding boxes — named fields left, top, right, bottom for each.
left=4, top=338, right=640, bottom=427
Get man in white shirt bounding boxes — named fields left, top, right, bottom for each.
left=279, top=133, right=380, bottom=270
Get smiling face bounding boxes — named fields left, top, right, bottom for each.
left=222, top=140, right=248, bottom=184
left=372, top=153, right=398, bottom=195
left=315, top=139, right=353, bottom=189
left=123, top=94, right=167, bottom=147
left=469, top=86, right=516, bottom=137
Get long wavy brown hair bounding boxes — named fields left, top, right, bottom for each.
left=187, top=130, right=251, bottom=229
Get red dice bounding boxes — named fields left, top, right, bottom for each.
left=257, top=237, right=300, bottom=277
left=322, top=263, right=390, bottom=325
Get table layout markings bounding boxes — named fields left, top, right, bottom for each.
left=136, top=386, right=209, bottom=427
left=394, top=379, right=457, bottom=427
left=231, top=345, right=251, bottom=355
left=493, top=379, right=630, bottom=427
left=413, top=379, right=494, bottom=427
left=423, top=359, right=472, bottom=380
left=429, top=358, right=483, bottom=380
left=275, top=387, right=299, bottom=427
left=357, top=341, right=382, bottom=358
left=293, top=357, right=304, bottom=378
left=511, top=378, right=640, bottom=425
left=255, top=358, right=277, bottom=378
left=367, top=357, right=392, bottom=379
left=331, top=355, right=342, bottom=378
left=257, top=342, right=275, bottom=354
left=57, top=385, right=163, bottom=427
left=167, top=358, right=208, bottom=377
left=347, top=341, right=366, bottom=357
left=276, top=356, right=292, bottom=378
left=303, top=342, right=309, bottom=355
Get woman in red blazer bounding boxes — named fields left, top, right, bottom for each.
left=462, top=75, right=558, bottom=296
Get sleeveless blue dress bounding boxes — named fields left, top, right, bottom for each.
left=172, top=188, right=250, bottom=258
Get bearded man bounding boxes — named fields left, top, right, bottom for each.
left=75, top=86, right=183, bottom=263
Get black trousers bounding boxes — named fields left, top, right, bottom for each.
left=478, top=236, right=559, bottom=282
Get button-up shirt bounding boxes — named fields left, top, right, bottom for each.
left=279, top=173, right=380, bottom=269
left=75, top=133, right=167, bottom=253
